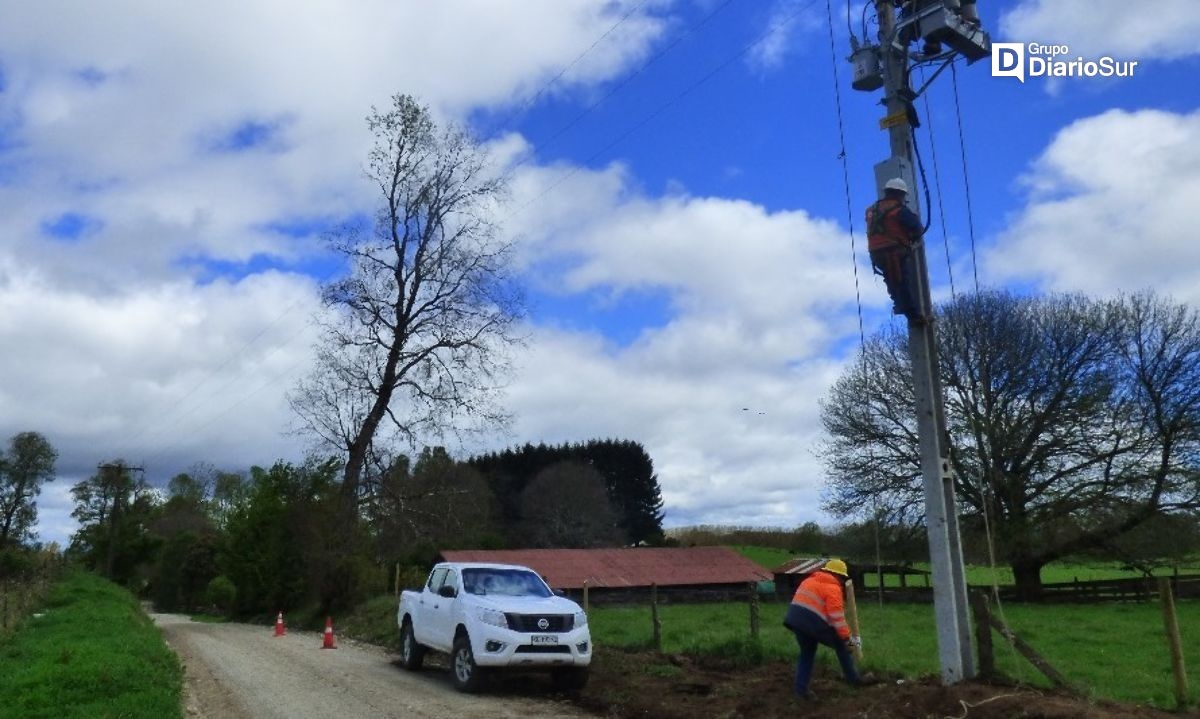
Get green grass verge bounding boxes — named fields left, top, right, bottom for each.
left=0, top=571, right=183, bottom=719
left=338, top=593, right=401, bottom=649
left=588, top=599, right=1199, bottom=709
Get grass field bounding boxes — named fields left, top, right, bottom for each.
left=588, top=597, right=1200, bottom=709
left=729, top=545, right=1200, bottom=588
left=0, top=571, right=183, bottom=719
left=341, top=552, right=1200, bottom=709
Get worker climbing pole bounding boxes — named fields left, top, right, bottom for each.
left=847, top=0, right=990, bottom=684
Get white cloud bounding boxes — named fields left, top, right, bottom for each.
left=0, top=1, right=671, bottom=287
left=3, top=0, right=897, bottom=539
left=505, top=326, right=847, bottom=527
left=1001, top=0, right=1200, bottom=60
left=746, top=1, right=823, bottom=73
left=492, top=157, right=880, bottom=528
left=985, top=108, right=1200, bottom=302
left=0, top=254, right=323, bottom=483
left=0, top=1, right=676, bottom=540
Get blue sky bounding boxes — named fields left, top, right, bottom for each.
left=1, top=0, right=1198, bottom=546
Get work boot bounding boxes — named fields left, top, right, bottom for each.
left=796, top=689, right=818, bottom=701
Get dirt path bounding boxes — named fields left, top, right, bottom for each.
left=151, top=614, right=591, bottom=719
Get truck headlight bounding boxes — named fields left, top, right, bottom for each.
left=476, top=607, right=508, bottom=629
left=574, top=610, right=588, bottom=628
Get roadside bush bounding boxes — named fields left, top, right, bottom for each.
left=396, top=564, right=428, bottom=591
left=206, top=576, right=236, bottom=615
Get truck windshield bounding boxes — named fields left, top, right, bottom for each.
left=462, top=568, right=552, bottom=598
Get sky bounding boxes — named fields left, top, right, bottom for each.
left=2, top=0, right=1198, bottom=547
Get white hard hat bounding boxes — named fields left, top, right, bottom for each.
left=885, top=178, right=909, bottom=193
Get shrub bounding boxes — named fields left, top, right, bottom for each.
left=206, top=576, right=236, bottom=614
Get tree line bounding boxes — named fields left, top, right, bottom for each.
left=56, top=438, right=665, bottom=615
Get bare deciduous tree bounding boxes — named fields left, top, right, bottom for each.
left=290, top=94, right=523, bottom=520
left=821, top=290, right=1200, bottom=598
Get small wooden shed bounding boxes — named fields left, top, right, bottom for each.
left=772, top=558, right=932, bottom=600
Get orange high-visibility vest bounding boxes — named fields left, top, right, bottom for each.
left=866, top=198, right=912, bottom=252
left=791, top=571, right=850, bottom=640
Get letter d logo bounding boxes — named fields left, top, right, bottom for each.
left=992, top=42, right=1025, bottom=82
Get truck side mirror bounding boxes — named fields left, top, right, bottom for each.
left=438, top=585, right=457, bottom=599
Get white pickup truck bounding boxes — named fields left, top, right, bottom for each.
left=397, top=562, right=592, bottom=692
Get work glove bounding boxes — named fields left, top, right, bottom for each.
left=847, top=635, right=862, bottom=650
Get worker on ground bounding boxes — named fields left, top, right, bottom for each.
left=866, top=178, right=924, bottom=321
left=782, top=558, right=861, bottom=699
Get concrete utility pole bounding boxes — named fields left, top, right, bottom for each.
left=859, top=0, right=989, bottom=683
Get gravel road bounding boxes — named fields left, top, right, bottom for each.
left=152, top=613, right=591, bottom=719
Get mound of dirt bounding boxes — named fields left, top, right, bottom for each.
left=576, top=647, right=1196, bottom=719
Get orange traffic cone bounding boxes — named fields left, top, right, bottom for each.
left=321, top=616, right=337, bottom=649
left=274, top=611, right=286, bottom=637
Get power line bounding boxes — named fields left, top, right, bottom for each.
left=529, top=0, right=652, bottom=109
left=120, top=293, right=314, bottom=451
left=951, top=61, right=981, bottom=294
left=511, top=0, right=820, bottom=220
left=504, top=0, right=739, bottom=170
left=132, top=2, right=826, bottom=479
left=138, top=349, right=314, bottom=475
left=495, top=0, right=655, bottom=130
left=919, top=65, right=957, bottom=299
left=129, top=6, right=737, bottom=477
left=825, top=0, right=867, bottom=354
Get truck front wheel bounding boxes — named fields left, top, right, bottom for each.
left=451, top=635, right=487, bottom=692
left=399, top=620, right=425, bottom=670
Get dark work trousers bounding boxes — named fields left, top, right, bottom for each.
left=783, top=603, right=860, bottom=695
left=870, top=246, right=920, bottom=319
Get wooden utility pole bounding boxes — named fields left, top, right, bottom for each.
left=97, top=462, right=143, bottom=580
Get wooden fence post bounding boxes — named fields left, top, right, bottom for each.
left=845, top=580, right=863, bottom=662
left=969, top=591, right=995, bottom=678
left=748, top=582, right=760, bottom=640
left=583, top=579, right=589, bottom=614
left=1159, top=577, right=1189, bottom=709
left=650, top=583, right=662, bottom=653
left=394, top=562, right=401, bottom=598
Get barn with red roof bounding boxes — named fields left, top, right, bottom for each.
left=439, top=546, right=772, bottom=603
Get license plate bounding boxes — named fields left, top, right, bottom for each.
left=531, top=635, right=558, bottom=645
